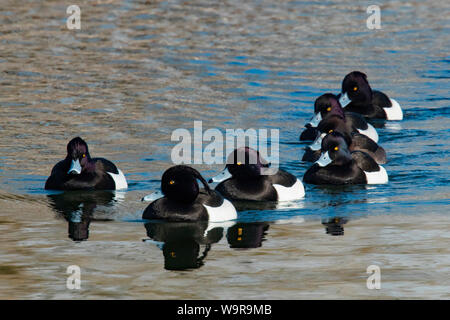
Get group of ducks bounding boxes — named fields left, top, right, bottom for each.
left=45, top=71, right=403, bottom=224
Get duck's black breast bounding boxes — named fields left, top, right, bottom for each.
left=45, top=159, right=70, bottom=190
left=216, top=177, right=277, bottom=201
left=143, top=197, right=209, bottom=222
left=303, top=162, right=366, bottom=185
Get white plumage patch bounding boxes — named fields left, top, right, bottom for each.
left=107, top=169, right=128, bottom=190
left=384, top=98, right=403, bottom=120
left=203, top=198, right=237, bottom=222
left=273, top=179, right=305, bottom=201
left=364, top=166, right=388, bottom=184
left=357, top=123, right=379, bottom=143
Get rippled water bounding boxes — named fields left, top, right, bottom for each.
left=0, top=0, right=449, bottom=299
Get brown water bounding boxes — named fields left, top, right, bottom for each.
left=0, top=0, right=449, bottom=299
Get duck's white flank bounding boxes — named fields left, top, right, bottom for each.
left=384, top=98, right=403, bottom=120
left=357, top=123, right=379, bottom=143
left=273, top=179, right=305, bottom=201
left=203, top=198, right=237, bottom=222
left=107, top=169, right=128, bottom=190
left=364, top=166, right=389, bottom=184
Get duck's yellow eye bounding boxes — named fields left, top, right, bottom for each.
left=169, top=180, right=175, bottom=185
left=170, top=252, right=176, bottom=258
left=237, top=162, right=242, bottom=166
left=326, top=107, right=331, bottom=112
left=82, top=154, right=86, bottom=158
left=328, top=129, right=333, bottom=134
left=353, top=86, right=358, bottom=91
left=334, top=146, right=339, bottom=151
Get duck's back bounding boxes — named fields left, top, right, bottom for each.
left=350, top=133, right=387, bottom=164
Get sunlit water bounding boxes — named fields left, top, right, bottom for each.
left=0, top=0, right=449, bottom=299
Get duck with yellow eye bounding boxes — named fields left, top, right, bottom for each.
left=142, top=165, right=237, bottom=222
left=300, top=93, right=379, bottom=143
left=45, top=136, right=128, bottom=191
left=338, top=71, right=403, bottom=120
left=303, top=131, right=388, bottom=185
left=209, top=147, right=305, bottom=202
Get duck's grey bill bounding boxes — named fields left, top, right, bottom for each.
left=309, top=133, right=324, bottom=151
left=210, top=168, right=232, bottom=183
left=142, top=190, right=164, bottom=202
left=68, top=159, right=81, bottom=174
left=339, top=92, right=351, bottom=107
left=308, top=112, right=322, bottom=127
left=316, top=151, right=332, bottom=167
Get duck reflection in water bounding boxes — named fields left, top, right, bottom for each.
left=143, top=221, right=234, bottom=271
left=321, top=217, right=348, bottom=236
left=226, top=222, right=270, bottom=249
left=47, top=191, right=117, bottom=241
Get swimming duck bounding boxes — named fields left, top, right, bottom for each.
left=338, top=71, right=403, bottom=120
left=45, top=137, right=127, bottom=190
left=142, top=165, right=237, bottom=222
left=209, top=147, right=305, bottom=201
left=303, top=131, right=388, bottom=185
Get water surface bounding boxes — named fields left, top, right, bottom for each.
left=0, top=0, right=449, bottom=299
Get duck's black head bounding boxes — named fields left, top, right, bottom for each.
left=307, top=93, right=345, bottom=128
left=340, top=71, right=373, bottom=106
left=316, top=131, right=352, bottom=167
left=226, top=147, right=270, bottom=179
left=161, top=165, right=211, bottom=203
left=308, top=117, right=352, bottom=152
left=317, top=115, right=352, bottom=143
left=314, top=93, right=346, bottom=119
left=66, top=137, right=92, bottom=174
left=318, top=114, right=345, bottom=132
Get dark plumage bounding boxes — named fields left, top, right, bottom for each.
left=300, top=93, right=378, bottom=142
left=142, top=165, right=236, bottom=222
left=302, top=114, right=387, bottom=164
left=303, top=132, right=387, bottom=185
left=45, top=137, right=127, bottom=190
left=210, top=147, right=304, bottom=202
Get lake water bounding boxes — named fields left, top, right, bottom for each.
left=0, top=0, right=449, bottom=299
